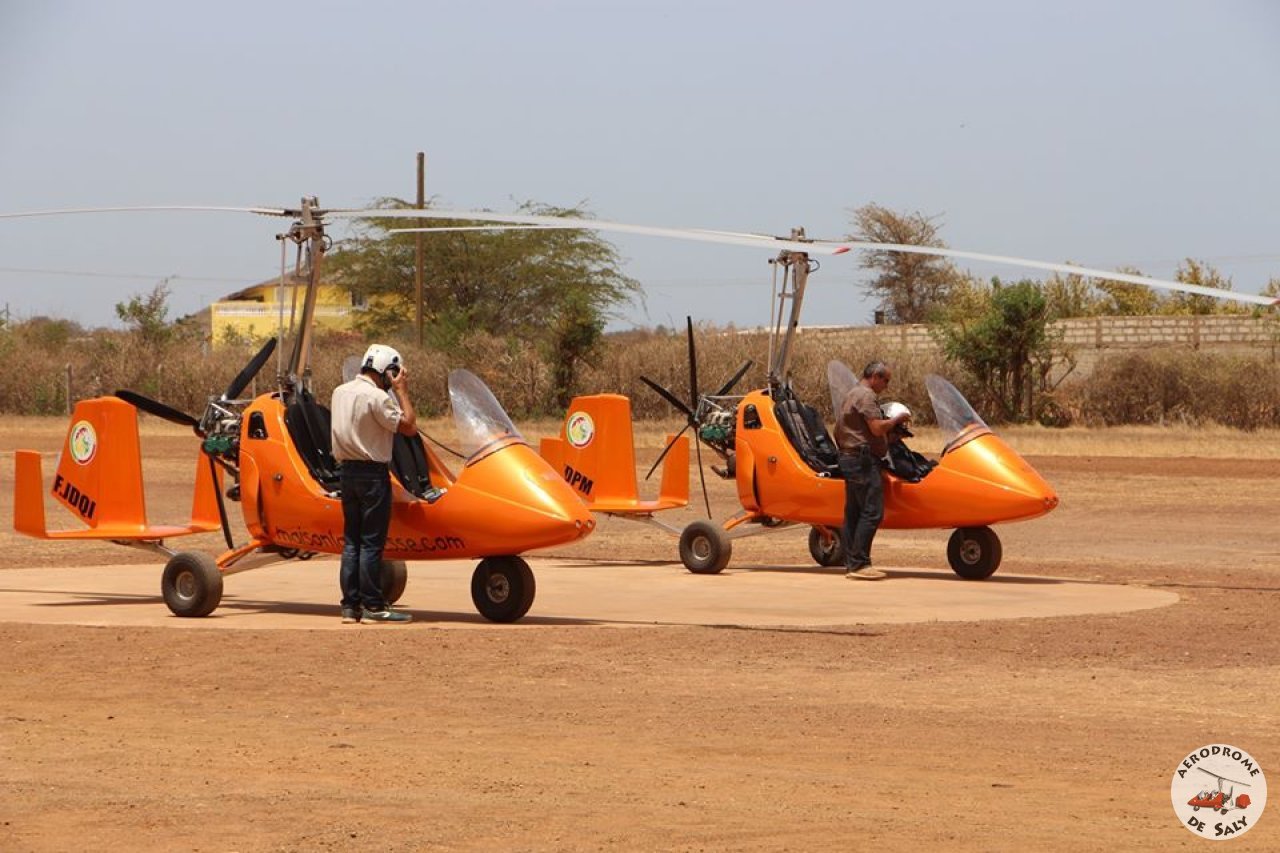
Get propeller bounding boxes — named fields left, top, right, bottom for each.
left=639, top=317, right=757, bottom=518
left=112, top=337, right=279, bottom=550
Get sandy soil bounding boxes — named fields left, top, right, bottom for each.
left=1, top=419, right=1278, bottom=851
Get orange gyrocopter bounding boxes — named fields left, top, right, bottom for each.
left=7, top=199, right=1276, bottom=613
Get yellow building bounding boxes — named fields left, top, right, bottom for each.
left=209, top=273, right=363, bottom=346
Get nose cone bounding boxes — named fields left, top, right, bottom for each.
left=453, top=442, right=596, bottom=552
left=941, top=433, right=1058, bottom=523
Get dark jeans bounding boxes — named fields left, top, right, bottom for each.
left=339, top=462, right=393, bottom=611
left=839, top=449, right=884, bottom=569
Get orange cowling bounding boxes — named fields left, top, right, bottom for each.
left=881, top=432, right=1059, bottom=529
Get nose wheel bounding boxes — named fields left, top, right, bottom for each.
left=470, top=556, right=536, bottom=622
left=947, top=526, right=1002, bottom=579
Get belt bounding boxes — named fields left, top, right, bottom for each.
left=339, top=459, right=389, bottom=471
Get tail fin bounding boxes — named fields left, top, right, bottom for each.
left=14, top=396, right=221, bottom=540
left=539, top=394, right=688, bottom=514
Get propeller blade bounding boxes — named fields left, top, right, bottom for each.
left=206, top=453, right=235, bottom=551
left=114, top=390, right=200, bottom=430
left=644, top=423, right=692, bottom=481
left=713, top=360, right=754, bottom=397
left=686, top=317, right=699, bottom=416
left=222, top=337, right=278, bottom=401
left=639, top=376, right=696, bottom=423
left=694, top=436, right=712, bottom=518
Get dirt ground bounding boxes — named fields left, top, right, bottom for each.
left=1, top=418, right=1279, bottom=851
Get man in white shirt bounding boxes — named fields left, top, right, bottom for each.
left=330, top=343, right=421, bottom=623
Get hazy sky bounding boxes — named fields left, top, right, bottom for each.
left=1, top=0, right=1277, bottom=331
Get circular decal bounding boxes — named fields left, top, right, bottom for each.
left=69, top=420, right=98, bottom=465
left=565, top=411, right=595, bottom=449
left=1171, top=743, right=1266, bottom=840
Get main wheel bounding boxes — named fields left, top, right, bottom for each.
left=947, top=527, right=1002, bottom=580
left=679, top=520, right=732, bottom=574
left=381, top=559, right=408, bottom=605
left=471, top=556, right=536, bottom=623
left=808, top=526, right=845, bottom=567
left=161, top=551, right=223, bottom=617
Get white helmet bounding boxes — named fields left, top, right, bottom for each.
left=361, top=343, right=402, bottom=376
left=882, top=401, right=911, bottom=421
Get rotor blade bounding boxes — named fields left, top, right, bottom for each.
left=0, top=205, right=288, bottom=220
left=386, top=225, right=562, bottom=234
left=330, top=208, right=855, bottom=256
left=223, top=337, right=278, bottom=401
left=114, top=390, right=200, bottom=430
left=686, top=317, right=699, bottom=415
left=346, top=208, right=1280, bottom=307
left=694, top=436, right=712, bottom=518
left=639, top=376, right=696, bottom=423
left=837, top=240, right=1280, bottom=308
left=644, top=423, right=692, bottom=481
left=713, top=360, right=754, bottom=397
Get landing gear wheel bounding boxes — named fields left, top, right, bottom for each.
left=947, top=526, right=1002, bottom=580
left=161, top=551, right=223, bottom=617
left=381, top=559, right=408, bottom=605
left=471, top=556, right=536, bottom=623
left=808, top=526, right=845, bottom=567
left=679, top=520, right=732, bottom=574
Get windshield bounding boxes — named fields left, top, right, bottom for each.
left=448, top=368, right=525, bottom=459
left=826, top=360, right=858, bottom=420
left=925, top=373, right=989, bottom=449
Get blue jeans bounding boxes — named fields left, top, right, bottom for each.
left=839, top=449, right=884, bottom=569
left=339, top=462, right=393, bottom=611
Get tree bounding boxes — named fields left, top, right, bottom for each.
left=1094, top=266, right=1167, bottom=316
left=936, top=279, right=1061, bottom=422
left=846, top=203, right=962, bottom=324
left=1164, top=258, right=1246, bottom=315
left=326, top=200, right=640, bottom=409
left=115, top=281, right=173, bottom=345
left=1042, top=270, right=1103, bottom=320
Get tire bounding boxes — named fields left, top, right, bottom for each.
left=808, top=526, right=845, bottom=567
left=471, top=556, right=536, bottom=623
left=161, top=551, right=223, bottom=617
left=947, top=526, right=1002, bottom=580
left=679, top=520, right=732, bottom=574
left=381, top=559, right=408, bottom=605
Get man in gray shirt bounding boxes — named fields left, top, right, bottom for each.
left=331, top=343, right=421, bottom=623
left=834, top=361, right=910, bottom=580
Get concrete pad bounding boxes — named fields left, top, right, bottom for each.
left=0, top=558, right=1177, bottom=630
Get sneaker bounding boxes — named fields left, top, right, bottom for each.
left=423, top=487, right=447, bottom=505
left=361, top=608, right=413, bottom=624
left=846, top=565, right=887, bottom=581
left=341, top=606, right=362, bottom=624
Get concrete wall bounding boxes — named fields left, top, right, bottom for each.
left=797, top=315, right=1280, bottom=375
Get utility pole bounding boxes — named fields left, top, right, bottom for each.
left=415, top=151, right=425, bottom=348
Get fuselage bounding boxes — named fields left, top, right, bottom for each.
left=237, top=396, right=595, bottom=559
left=732, top=389, right=1058, bottom=529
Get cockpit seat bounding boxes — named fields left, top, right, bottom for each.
left=284, top=389, right=342, bottom=493
left=774, top=398, right=841, bottom=476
